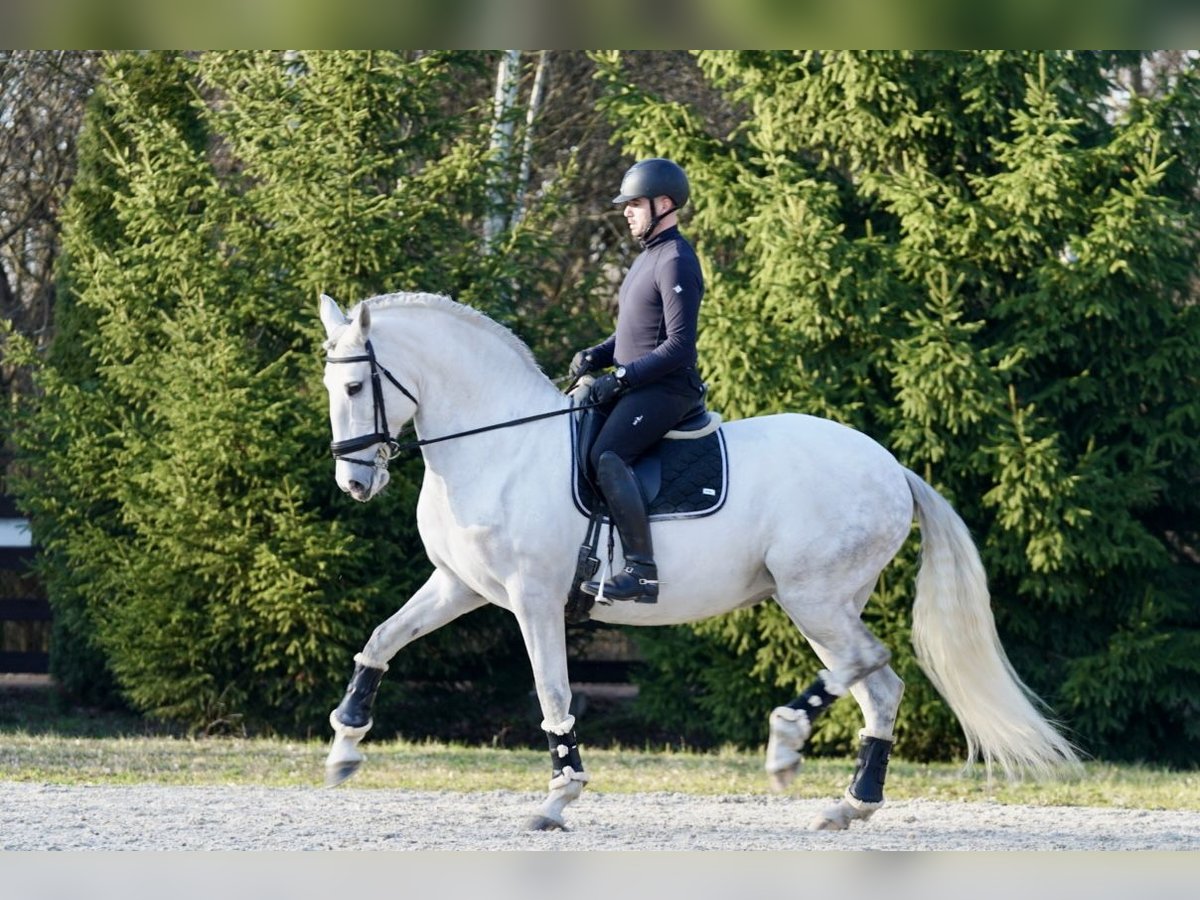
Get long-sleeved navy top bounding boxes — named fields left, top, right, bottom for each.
left=587, top=226, right=704, bottom=389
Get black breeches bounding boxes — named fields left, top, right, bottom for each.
left=588, top=375, right=701, bottom=473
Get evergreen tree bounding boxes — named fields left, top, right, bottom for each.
left=595, top=50, right=1200, bottom=763
left=14, top=51, right=209, bottom=706
left=10, top=51, right=575, bottom=734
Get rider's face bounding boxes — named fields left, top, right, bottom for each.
left=623, top=196, right=669, bottom=238
left=622, top=197, right=651, bottom=235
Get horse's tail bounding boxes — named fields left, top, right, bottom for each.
left=904, top=468, right=1081, bottom=779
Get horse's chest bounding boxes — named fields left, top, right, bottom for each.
left=417, top=489, right=512, bottom=581
left=418, top=498, right=498, bottom=556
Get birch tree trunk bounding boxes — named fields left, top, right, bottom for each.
left=513, top=51, right=549, bottom=227
left=484, top=50, right=521, bottom=250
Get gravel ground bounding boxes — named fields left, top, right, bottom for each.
left=3, top=781, right=1198, bottom=851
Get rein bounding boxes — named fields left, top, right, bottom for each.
left=327, top=340, right=596, bottom=469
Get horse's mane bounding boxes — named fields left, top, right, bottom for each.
left=338, top=292, right=544, bottom=375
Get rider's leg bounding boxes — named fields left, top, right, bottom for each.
left=582, top=450, right=658, bottom=602
left=581, top=383, right=696, bottom=603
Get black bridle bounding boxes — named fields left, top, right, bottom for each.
left=326, top=340, right=598, bottom=471
left=326, top=340, right=418, bottom=471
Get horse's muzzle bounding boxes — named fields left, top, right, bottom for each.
left=335, top=447, right=392, bottom=502
left=344, top=466, right=389, bottom=502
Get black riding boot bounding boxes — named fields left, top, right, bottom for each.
left=581, top=451, right=659, bottom=603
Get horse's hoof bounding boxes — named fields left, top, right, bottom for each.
left=767, top=764, right=798, bottom=792
left=808, top=815, right=847, bottom=831
left=324, top=760, right=362, bottom=788
left=808, top=801, right=858, bottom=831
left=525, top=815, right=569, bottom=832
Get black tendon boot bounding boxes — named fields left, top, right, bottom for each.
left=581, top=451, right=659, bottom=603
left=847, top=735, right=893, bottom=806
left=333, top=659, right=386, bottom=729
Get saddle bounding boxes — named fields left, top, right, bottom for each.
left=569, top=382, right=728, bottom=521
left=565, top=379, right=728, bottom=624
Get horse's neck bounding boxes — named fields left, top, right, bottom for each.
left=378, top=306, right=565, bottom=465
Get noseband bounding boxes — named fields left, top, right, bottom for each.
left=326, top=340, right=418, bottom=472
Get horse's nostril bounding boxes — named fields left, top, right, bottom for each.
left=348, top=480, right=366, bottom=496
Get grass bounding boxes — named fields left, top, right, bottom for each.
left=1, top=680, right=1197, bottom=809
left=1, top=732, right=1197, bottom=810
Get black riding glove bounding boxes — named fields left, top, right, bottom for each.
left=589, top=372, right=626, bottom=405
left=569, top=350, right=596, bottom=378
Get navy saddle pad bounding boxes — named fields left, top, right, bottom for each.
left=570, top=411, right=728, bottom=521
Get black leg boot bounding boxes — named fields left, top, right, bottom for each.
left=333, top=657, right=386, bottom=730
left=847, top=734, right=893, bottom=806
left=581, top=451, right=659, bottom=603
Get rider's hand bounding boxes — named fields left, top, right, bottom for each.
left=589, top=372, right=626, bottom=405
left=569, top=350, right=596, bottom=378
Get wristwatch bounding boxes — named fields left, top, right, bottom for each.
left=614, top=366, right=629, bottom=387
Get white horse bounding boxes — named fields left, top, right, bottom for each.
left=318, top=291, right=1079, bottom=832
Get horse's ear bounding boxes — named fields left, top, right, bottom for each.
left=346, top=301, right=371, bottom=344
left=319, top=293, right=347, bottom=338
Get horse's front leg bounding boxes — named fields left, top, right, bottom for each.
left=325, top=568, right=485, bottom=786
left=512, top=590, right=586, bottom=831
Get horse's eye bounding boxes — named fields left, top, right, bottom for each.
left=347, top=382, right=363, bottom=396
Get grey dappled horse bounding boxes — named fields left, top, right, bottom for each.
left=319, top=292, right=1078, bottom=832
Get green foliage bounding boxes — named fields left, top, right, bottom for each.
left=597, top=51, right=1200, bottom=763
left=10, top=51, right=573, bottom=734
left=8, top=50, right=1200, bottom=765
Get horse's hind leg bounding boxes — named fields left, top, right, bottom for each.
left=807, top=662, right=902, bottom=831
left=765, top=583, right=886, bottom=783
left=766, top=585, right=902, bottom=830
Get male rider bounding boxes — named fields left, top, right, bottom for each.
left=570, top=158, right=705, bottom=604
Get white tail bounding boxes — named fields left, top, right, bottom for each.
left=904, top=469, right=1081, bottom=780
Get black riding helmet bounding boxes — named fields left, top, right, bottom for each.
left=613, top=158, right=690, bottom=243
left=612, top=157, right=690, bottom=207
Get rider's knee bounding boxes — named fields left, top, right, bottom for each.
left=590, top=445, right=632, bottom=476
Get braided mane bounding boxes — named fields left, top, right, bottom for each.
left=334, top=292, right=543, bottom=374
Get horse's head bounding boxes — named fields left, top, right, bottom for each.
left=320, top=294, right=418, bottom=501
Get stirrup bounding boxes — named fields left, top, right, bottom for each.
left=582, top=563, right=659, bottom=604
